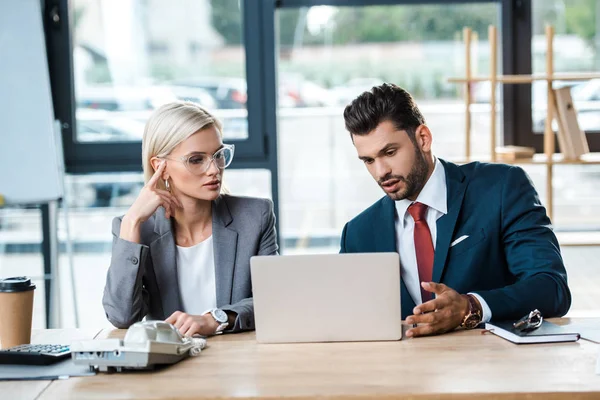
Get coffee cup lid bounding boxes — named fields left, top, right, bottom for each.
left=0, top=276, right=36, bottom=293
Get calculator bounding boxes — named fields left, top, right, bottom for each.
left=0, top=344, right=71, bottom=365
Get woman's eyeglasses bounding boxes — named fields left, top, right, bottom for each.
left=160, top=144, right=235, bottom=176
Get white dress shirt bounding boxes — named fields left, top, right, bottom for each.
left=394, top=157, right=492, bottom=322
left=176, top=236, right=217, bottom=315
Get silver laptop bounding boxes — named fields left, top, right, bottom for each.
left=250, top=253, right=402, bottom=343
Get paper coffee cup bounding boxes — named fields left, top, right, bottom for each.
left=0, top=276, right=36, bottom=349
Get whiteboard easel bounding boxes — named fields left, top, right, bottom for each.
left=0, top=0, right=73, bottom=328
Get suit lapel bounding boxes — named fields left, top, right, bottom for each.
left=432, top=160, right=468, bottom=283
left=212, top=196, right=238, bottom=307
left=373, top=197, right=397, bottom=252
left=376, top=197, right=414, bottom=319
left=151, top=208, right=182, bottom=318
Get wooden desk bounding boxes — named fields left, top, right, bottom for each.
left=22, top=319, right=600, bottom=399
left=0, top=328, right=101, bottom=400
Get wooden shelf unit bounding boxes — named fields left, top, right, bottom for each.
left=451, top=152, right=600, bottom=166
left=448, top=25, right=599, bottom=223
left=448, top=72, right=600, bottom=84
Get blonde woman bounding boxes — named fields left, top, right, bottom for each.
left=103, top=101, right=278, bottom=336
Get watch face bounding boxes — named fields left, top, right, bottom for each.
left=213, top=309, right=228, bottom=323
left=464, top=314, right=481, bottom=329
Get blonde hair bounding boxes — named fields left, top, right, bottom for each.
left=142, top=101, right=224, bottom=190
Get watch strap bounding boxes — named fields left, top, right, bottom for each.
left=215, top=322, right=229, bottom=333
left=203, top=309, right=230, bottom=333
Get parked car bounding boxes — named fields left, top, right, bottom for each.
left=279, top=73, right=336, bottom=107
left=170, top=77, right=247, bottom=109
left=76, top=109, right=147, bottom=142
left=65, top=173, right=145, bottom=208
left=533, top=79, right=600, bottom=132
left=167, top=85, right=218, bottom=109
left=76, top=85, right=177, bottom=112
left=330, top=78, right=384, bottom=106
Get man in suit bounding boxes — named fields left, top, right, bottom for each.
left=340, top=83, right=571, bottom=338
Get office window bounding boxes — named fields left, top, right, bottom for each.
left=0, top=206, right=46, bottom=329
left=520, top=164, right=600, bottom=232
left=526, top=0, right=600, bottom=232
left=72, top=0, right=248, bottom=143
left=531, top=0, right=600, bottom=133
left=276, top=4, right=501, bottom=253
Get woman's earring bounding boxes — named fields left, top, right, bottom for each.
left=165, top=179, right=170, bottom=191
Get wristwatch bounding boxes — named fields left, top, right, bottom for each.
left=460, top=294, right=483, bottom=329
left=205, top=308, right=229, bottom=333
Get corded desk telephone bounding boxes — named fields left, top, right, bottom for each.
left=71, top=320, right=206, bottom=372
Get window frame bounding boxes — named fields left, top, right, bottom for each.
left=42, top=0, right=595, bottom=259
left=277, top=0, right=600, bottom=154
left=278, top=0, right=499, bottom=6
left=512, top=0, right=600, bottom=152
left=44, top=0, right=272, bottom=174
left=275, top=0, right=524, bottom=152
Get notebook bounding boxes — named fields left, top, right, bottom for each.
left=485, top=321, right=580, bottom=344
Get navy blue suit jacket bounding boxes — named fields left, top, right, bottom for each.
left=340, top=159, right=571, bottom=321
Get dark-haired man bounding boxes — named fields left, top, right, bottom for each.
left=340, top=83, right=571, bottom=338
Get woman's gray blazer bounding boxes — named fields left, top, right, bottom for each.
left=102, top=195, right=278, bottom=332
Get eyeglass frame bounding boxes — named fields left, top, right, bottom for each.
left=158, top=144, right=235, bottom=175
left=513, top=309, right=543, bottom=333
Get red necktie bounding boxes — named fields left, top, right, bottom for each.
left=407, top=202, right=434, bottom=303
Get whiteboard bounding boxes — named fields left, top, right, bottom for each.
left=0, top=0, right=64, bottom=205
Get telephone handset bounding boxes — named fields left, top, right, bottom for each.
left=71, top=320, right=207, bottom=372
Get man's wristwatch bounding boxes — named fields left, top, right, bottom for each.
left=205, top=308, right=229, bottom=333
left=460, top=294, right=483, bottom=329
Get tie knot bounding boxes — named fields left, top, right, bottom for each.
left=408, top=202, right=428, bottom=222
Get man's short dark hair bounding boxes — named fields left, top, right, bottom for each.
left=343, top=83, right=426, bottom=142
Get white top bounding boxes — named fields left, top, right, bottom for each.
left=176, top=236, right=217, bottom=315
left=394, top=157, right=492, bottom=322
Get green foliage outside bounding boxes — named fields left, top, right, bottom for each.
left=78, top=1, right=599, bottom=99
left=208, top=1, right=597, bottom=98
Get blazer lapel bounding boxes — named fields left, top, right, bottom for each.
left=376, top=197, right=414, bottom=319
left=373, top=196, right=397, bottom=252
left=150, top=207, right=182, bottom=318
left=432, top=160, right=468, bottom=283
left=212, top=196, right=238, bottom=307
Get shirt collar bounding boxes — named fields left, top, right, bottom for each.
left=394, top=157, right=447, bottom=226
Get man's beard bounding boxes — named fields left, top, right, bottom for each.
left=378, top=148, right=429, bottom=201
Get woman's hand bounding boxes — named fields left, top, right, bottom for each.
left=120, top=160, right=182, bottom=243
left=165, top=311, right=220, bottom=337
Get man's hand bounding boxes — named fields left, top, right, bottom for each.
left=405, top=282, right=469, bottom=338
left=165, top=311, right=219, bottom=337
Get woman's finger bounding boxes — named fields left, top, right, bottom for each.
left=153, top=196, right=171, bottom=219
left=184, top=322, right=202, bottom=337
left=165, top=311, right=181, bottom=324
left=157, top=194, right=176, bottom=217
left=174, top=313, right=188, bottom=330
left=147, top=160, right=166, bottom=187
left=154, top=191, right=173, bottom=208
left=155, top=189, right=183, bottom=208
left=179, top=319, right=193, bottom=335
